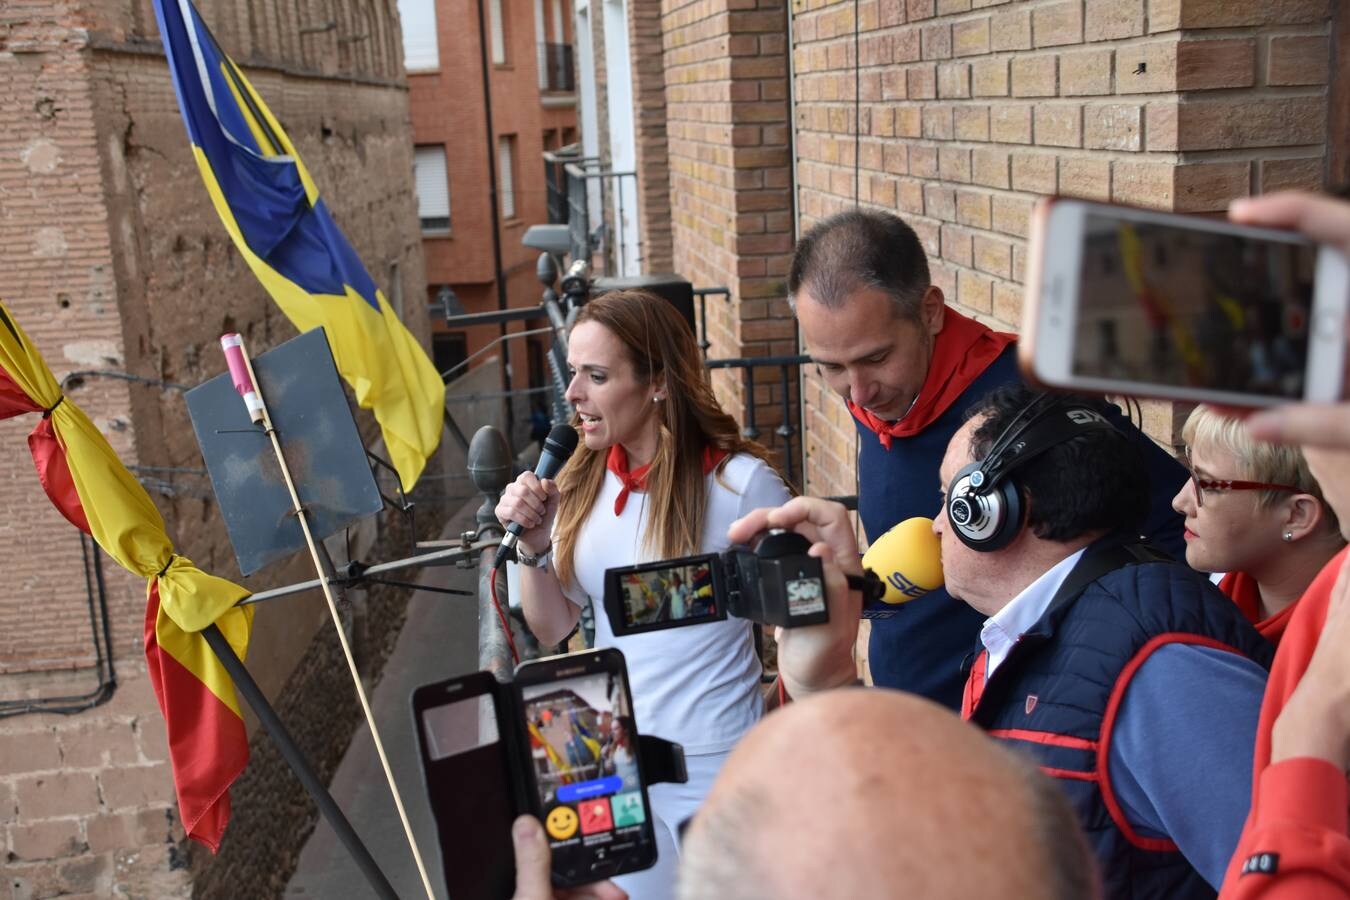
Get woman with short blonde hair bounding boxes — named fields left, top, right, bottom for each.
left=1173, top=405, right=1344, bottom=644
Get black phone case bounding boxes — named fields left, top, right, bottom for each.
left=412, top=668, right=688, bottom=898
left=411, top=673, right=526, bottom=900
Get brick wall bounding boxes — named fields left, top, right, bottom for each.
left=1, top=0, right=437, bottom=894
left=792, top=0, right=1334, bottom=498
left=661, top=0, right=801, bottom=474
left=0, top=2, right=144, bottom=678
left=1, top=665, right=190, bottom=899
left=629, top=0, right=675, bottom=272
left=412, top=0, right=579, bottom=409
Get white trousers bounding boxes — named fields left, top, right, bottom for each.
left=611, top=750, right=731, bottom=900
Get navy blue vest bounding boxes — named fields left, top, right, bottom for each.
left=967, top=544, right=1273, bottom=900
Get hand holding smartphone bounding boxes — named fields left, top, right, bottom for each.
left=1021, top=197, right=1350, bottom=407
left=515, top=651, right=659, bottom=887
left=413, top=650, right=660, bottom=899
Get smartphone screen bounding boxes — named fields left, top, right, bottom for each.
left=517, top=658, right=657, bottom=884
left=415, top=678, right=516, bottom=900
left=604, top=554, right=724, bottom=635
left=1071, top=212, right=1317, bottom=399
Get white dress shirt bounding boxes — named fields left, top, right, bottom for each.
left=980, top=548, right=1085, bottom=678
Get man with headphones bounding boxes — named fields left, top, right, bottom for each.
left=787, top=210, right=1189, bottom=711
left=732, top=385, right=1273, bottom=898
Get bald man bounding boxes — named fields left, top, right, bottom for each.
left=676, top=689, right=1099, bottom=900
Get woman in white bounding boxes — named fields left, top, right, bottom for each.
left=496, top=290, right=791, bottom=898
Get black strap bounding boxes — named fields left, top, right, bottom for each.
left=848, top=569, right=887, bottom=606
left=1042, top=539, right=1167, bottom=620
left=638, top=734, right=688, bottom=786
left=42, top=394, right=64, bottom=418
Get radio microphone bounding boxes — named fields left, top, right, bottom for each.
left=493, top=423, right=579, bottom=570
left=861, top=517, right=945, bottom=605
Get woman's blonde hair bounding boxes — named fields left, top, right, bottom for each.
left=552, top=290, right=782, bottom=588
left=1182, top=404, right=1341, bottom=534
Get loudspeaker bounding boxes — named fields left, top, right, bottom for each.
left=591, top=274, right=695, bottom=333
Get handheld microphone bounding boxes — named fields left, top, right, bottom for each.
left=492, top=423, right=580, bottom=569
left=861, top=517, right=944, bottom=606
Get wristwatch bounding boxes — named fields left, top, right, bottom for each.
left=516, top=543, right=552, bottom=569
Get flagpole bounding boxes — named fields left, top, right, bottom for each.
left=200, top=624, right=399, bottom=900
left=224, top=335, right=437, bottom=900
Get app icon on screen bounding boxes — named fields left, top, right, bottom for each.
left=579, top=798, right=614, bottom=835
left=546, top=805, right=579, bottom=840
left=611, top=791, right=646, bottom=827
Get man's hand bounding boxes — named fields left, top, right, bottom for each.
left=1272, top=554, right=1350, bottom=770
left=728, top=496, right=864, bottom=570
left=730, top=498, right=864, bottom=699
left=510, top=816, right=628, bottom=900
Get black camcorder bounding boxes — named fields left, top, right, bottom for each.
left=603, top=530, right=830, bottom=636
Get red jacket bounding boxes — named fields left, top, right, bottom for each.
left=1218, top=570, right=1299, bottom=647
left=1220, top=547, right=1350, bottom=898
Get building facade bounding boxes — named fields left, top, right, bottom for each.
left=398, top=0, right=578, bottom=436
left=0, top=1, right=434, bottom=895
left=588, top=0, right=1345, bottom=503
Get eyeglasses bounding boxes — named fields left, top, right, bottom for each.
left=1184, top=452, right=1300, bottom=508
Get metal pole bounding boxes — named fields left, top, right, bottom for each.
left=475, top=0, right=514, bottom=439
left=778, top=363, right=796, bottom=485
left=201, top=624, right=400, bottom=900
left=742, top=366, right=760, bottom=441
left=616, top=175, right=626, bottom=275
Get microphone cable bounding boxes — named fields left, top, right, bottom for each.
left=489, top=567, right=521, bottom=666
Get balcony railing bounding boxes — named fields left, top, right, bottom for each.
left=537, top=42, right=575, bottom=93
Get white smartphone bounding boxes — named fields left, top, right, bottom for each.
left=1022, top=197, right=1350, bottom=407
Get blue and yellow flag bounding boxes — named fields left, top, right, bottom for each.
left=152, top=0, right=444, bottom=490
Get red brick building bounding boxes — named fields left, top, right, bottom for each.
left=0, top=1, right=434, bottom=895
left=398, top=0, right=579, bottom=417
left=589, top=0, right=1347, bottom=501
left=586, top=0, right=1347, bottom=674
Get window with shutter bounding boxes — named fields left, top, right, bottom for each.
left=414, top=145, right=451, bottom=232
left=498, top=136, right=517, bottom=219
left=490, top=0, right=508, bottom=64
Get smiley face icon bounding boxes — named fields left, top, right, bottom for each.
left=545, top=805, right=579, bottom=840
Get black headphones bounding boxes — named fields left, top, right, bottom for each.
left=945, top=394, right=1117, bottom=552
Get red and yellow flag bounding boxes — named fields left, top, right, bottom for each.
left=0, top=301, right=251, bottom=851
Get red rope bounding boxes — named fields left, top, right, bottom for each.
left=489, top=567, right=520, bottom=666
left=777, top=675, right=788, bottom=708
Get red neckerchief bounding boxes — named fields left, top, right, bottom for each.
left=606, top=444, right=729, bottom=515
left=848, top=308, right=1016, bottom=450
left=1218, top=570, right=1298, bottom=648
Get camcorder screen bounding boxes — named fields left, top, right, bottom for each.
left=521, top=671, right=653, bottom=871
left=615, top=558, right=720, bottom=630
left=1074, top=213, right=1316, bottom=399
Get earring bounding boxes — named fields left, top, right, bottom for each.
left=1283, top=531, right=1294, bottom=542
left=653, top=395, right=663, bottom=403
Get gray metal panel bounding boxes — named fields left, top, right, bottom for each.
left=186, top=329, right=383, bottom=576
